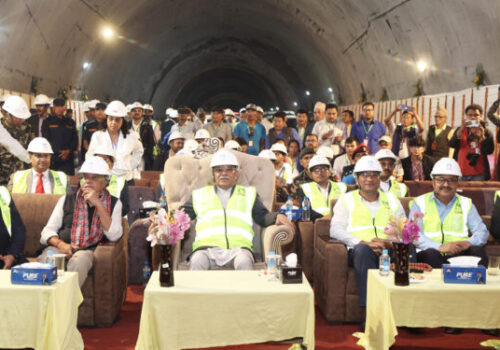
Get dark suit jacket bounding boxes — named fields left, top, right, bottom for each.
left=401, top=156, right=433, bottom=181
left=295, top=123, right=315, bottom=145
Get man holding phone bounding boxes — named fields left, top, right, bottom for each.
left=449, top=104, right=494, bottom=181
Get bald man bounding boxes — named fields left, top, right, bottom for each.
left=424, top=107, right=454, bottom=164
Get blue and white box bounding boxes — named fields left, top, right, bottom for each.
left=11, top=264, right=57, bottom=285
left=442, top=264, right=486, bottom=284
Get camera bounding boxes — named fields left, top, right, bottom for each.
left=466, top=152, right=479, bottom=166
left=465, top=120, right=480, bottom=128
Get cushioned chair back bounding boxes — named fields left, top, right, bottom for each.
left=127, top=186, right=156, bottom=225
left=12, top=193, right=62, bottom=257
left=399, top=197, right=415, bottom=217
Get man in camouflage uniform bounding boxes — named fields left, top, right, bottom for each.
left=0, top=96, right=32, bottom=185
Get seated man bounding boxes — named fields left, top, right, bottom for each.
left=180, top=150, right=294, bottom=270
left=374, top=149, right=408, bottom=197
left=292, top=147, right=316, bottom=188
left=270, top=143, right=293, bottom=185
left=8, top=137, right=68, bottom=194
left=330, top=156, right=406, bottom=326
left=38, top=157, right=123, bottom=286
left=0, top=186, right=27, bottom=269
left=298, top=155, right=346, bottom=222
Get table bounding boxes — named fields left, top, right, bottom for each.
left=135, top=270, right=315, bottom=350
left=356, top=269, right=500, bottom=350
left=0, top=270, right=84, bottom=350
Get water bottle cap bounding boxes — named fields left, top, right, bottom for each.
left=269, top=251, right=275, bottom=255
left=382, top=249, right=388, bottom=254
left=287, top=196, right=292, bottom=199
left=47, top=250, right=53, bottom=255
left=144, top=261, right=149, bottom=265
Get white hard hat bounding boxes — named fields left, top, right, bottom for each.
left=105, top=100, right=127, bottom=117
left=130, top=101, right=143, bottom=110
left=166, top=108, right=178, bottom=119
left=2, top=96, right=30, bottom=119
left=49, top=99, right=54, bottom=108
left=168, top=130, right=185, bottom=143
left=430, top=157, right=462, bottom=178
left=224, top=108, right=235, bottom=116
left=27, top=137, right=53, bottom=154
left=88, top=99, right=99, bottom=109
left=165, top=107, right=173, bottom=115
left=210, top=150, right=240, bottom=169
left=256, top=106, right=264, bottom=113
left=317, top=146, right=334, bottom=159
left=270, top=143, right=287, bottom=155
left=194, top=129, right=210, bottom=140
left=308, top=155, right=331, bottom=171
left=182, top=139, right=199, bottom=153
left=353, top=155, right=382, bottom=174
left=79, top=156, right=110, bottom=176
left=126, top=104, right=133, bottom=113
left=34, top=94, right=50, bottom=106
left=224, top=140, right=242, bottom=151
left=375, top=149, right=397, bottom=161
left=259, top=149, right=277, bottom=161
left=143, top=104, right=154, bottom=112
left=82, top=101, right=90, bottom=113
left=93, top=144, right=116, bottom=160
left=239, top=107, right=246, bottom=114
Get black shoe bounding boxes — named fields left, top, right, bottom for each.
left=359, top=321, right=365, bottom=332
left=482, top=329, right=499, bottom=336
left=445, top=327, right=462, bottom=334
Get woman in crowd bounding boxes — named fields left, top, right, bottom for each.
left=401, top=137, right=433, bottom=180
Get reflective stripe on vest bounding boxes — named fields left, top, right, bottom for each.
left=415, top=193, right=471, bottom=244
left=0, top=186, right=12, bottom=237
left=343, top=190, right=399, bottom=241
left=159, top=174, right=165, bottom=190
left=192, top=185, right=256, bottom=251
left=107, top=175, right=126, bottom=198
left=300, top=180, right=347, bottom=216
left=389, top=180, right=407, bottom=198
left=12, top=169, right=67, bottom=194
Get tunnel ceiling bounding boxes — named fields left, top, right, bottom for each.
left=0, top=0, right=499, bottom=113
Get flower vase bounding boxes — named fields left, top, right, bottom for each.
left=393, top=242, right=410, bottom=286
left=158, top=244, right=174, bottom=287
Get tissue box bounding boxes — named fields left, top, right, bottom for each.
left=281, top=265, right=303, bottom=284
left=278, top=208, right=302, bottom=220
left=11, top=265, right=57, bottom=285
left=442, top=264, right=486, bottom=284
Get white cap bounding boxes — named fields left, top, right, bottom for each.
left=378, top=135, right=392, bottom=144
left=93, top=144, right=116, bottom=160
left=2, top=96, right=30, bottom=119
left=210, top=149, right=240, bottom=169
left=259, top=149, right=277, bottom=161
left=194, top=129, right=210, bottom=140
left=375, top=149, right=397, bottom=161
left=431, top=157, right=462, bottom=178
left=27, top=137, right=53, bottom=154
left=308, top=155, right=331, bottom=171
left=88, top=99, right=99, bottom=109
left=353, top=155, right=382, bottom=174
left=224, top=108, right=235, bottom=116
left=270, top=143, right=287, bottom=155
left=317, top=146, right=334, bottom=159
left=143, top=104, right=154, bottom=112
left=168, top=130, right=185, bottom=143
left=79, top=156, right=110, bottom=176
left=256, top=106, right=264, bottom=113
left=224, top=140, right=242, bottom=151
left=82, top=101, right=90, bottom=113
left=34, top=94, right=50, bottom=106
left=130, top=102, right=143, bottom=110
left=105, top=100, right=127, bottom=117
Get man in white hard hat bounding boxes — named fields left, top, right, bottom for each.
left=224, top=108, right=236, bottom=129
left=239, top=107, right=248, bottom=123
left=256, top=106, right=272, bottom=134
left=27, top=94, right=50, bottom=137
left=180, top=150, right=294, bottom=270
left=224, top=140, right=242, bottom=152
left=298, top=155, right=347, bottom=222
left=0, top=96, right=32, bottom=185
left=374, top=149, right=408, bottom=197
left=128, top=102, right=155, bottom=170
left=161, top=108, right=177, bottom=144
left=194, top=128, right=211, bottom=145
left=8, top=137, right=68, bottom=194
left=167, top=131, right=185, bottom=158
left=39, top=156, right=123, bottom=287
left=270, top=142, right=293, bottom=185
left=204, top=106, right=232, bottom=143
left=330, top=155, right=406, bottom=320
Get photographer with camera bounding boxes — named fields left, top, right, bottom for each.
left=384, top=104, right=424, bottom=159
left=449, top=104, right=494, bottom=181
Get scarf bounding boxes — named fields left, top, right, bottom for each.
left=70, top=188, right=112, bottom=248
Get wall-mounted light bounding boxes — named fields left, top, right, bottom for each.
left=416, top=60, right=427, bottom=72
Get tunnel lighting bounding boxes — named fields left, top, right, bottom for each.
left=293, top=101, right=298, bottom=107
left=276, top=106, right=279, bottom=110
left=102, top=27, right=115, bottom=40
left=270, top=108, right=274, bottom=111
left=82, top=62, right=91, bottom=70
left=328, top=87, right=333, bottom=93
left=305, top=90, right=310, bottom=96
left=416, top=60, right=427, bottom=72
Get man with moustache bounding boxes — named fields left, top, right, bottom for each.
left=351, top=102, right=386, bottom=154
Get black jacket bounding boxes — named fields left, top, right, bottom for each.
left=401, top=156, right=433, bottom=181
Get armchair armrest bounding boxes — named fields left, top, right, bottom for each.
left=128, top=218, right=152, bottom=283
left=297, top=221, right=314, bottom=281
left=261, top=224, right=294, bottom=257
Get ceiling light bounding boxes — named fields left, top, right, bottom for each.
left=82, top=62, right=91, bottom=70
left=102, top=27, right=115, bottom=40
left=305, top=90, right=310, bottom=96
left=328, top=87, right=333, bottom=93
left=416, top=60, right=427, bottom=72
left=293, top=102, right=298, bottom=107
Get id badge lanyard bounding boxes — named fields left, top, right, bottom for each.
left=362, top=120, right=373, bottom=145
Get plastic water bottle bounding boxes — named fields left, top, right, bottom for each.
left=45, top=250, right=55, bottom=266
left=267, top=251, right=277, bottom=280
left=379, top=249, right=390, bottom=276
left=301, top=196, right=311, bottom=221
left=142, top=261, right=152, bottom=285
left=285, top=196, right=293, bottom=220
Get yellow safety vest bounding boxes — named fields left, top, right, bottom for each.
left=300, top=180, right=347, bottom=216
left=192, top=185, right=256, bottom=251
left=342, top=190, right=399, bottom=242
left=0, top=186, right=12, bottom=237
left=106, top=175, right=126, bottom=198
left=414, top=193, right=471, bottom=244
left=11, top=169, right=67, bottom=194
left=388, top=180, right=408, bottom=198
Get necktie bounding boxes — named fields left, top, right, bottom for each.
left=35, top=173, right=45, bottom=194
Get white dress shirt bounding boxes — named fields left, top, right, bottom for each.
left=31, top=169, right=52, bottom=193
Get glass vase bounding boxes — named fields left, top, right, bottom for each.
left=158, top=244, right=174, bottom=287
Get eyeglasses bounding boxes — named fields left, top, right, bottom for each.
left=311, top=167, right=330, bottom=173
left=213, top=167, right=236, bottom=174
left=358, top=172, right=380, bottom=179
left=434, top=177, right=458, bottom=185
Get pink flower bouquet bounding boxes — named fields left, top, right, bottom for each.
left=147, top=208, right=191, bottom=246
left=384, top=211, right=422, bottom=244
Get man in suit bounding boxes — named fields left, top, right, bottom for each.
left=401, top=137, right=433, bottom=181
left=8, top=137, right=68, bottom=194
left=27, top=94, right=51, bottom=138
left=294, top=109, right=314, bottom=146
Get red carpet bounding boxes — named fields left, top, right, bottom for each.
left=80, top=286, right=499, bottom=350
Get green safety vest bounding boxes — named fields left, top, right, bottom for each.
left=11, top=169, right=67, bottom=194
left=192, top=185, right=256, bottom=251
left=388, top=180, right=408, bottom=198
left=300, top=180, right=347, bottom=216
left=342, top=190, right=399, bottom=242
left=106, top=175, right=126, bottom=198
left=414, top=193, right=471, bottom=244
left=0, top=186, right=12, bottom=237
